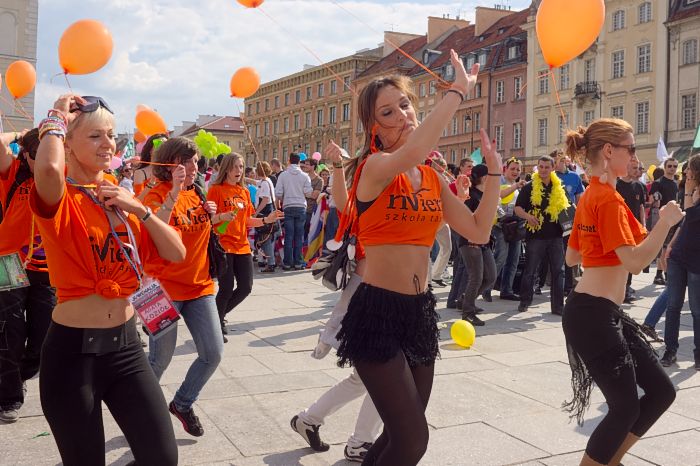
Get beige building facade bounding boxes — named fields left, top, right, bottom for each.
left=525, top=0, right=669, bottom=167
left=0, top=0, right=38, bottom=131
left=666, top=0, right=700, bottom=160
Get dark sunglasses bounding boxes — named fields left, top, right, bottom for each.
left=72, top=96, right=114, bottom=114
left=666, top=164, right=678, bottom=168
left=611, top=143, right=636, bottom=156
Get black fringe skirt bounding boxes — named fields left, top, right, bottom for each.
left=561, top=291, right=657, bottom=425
left=336, top=283, right=440, bottom=368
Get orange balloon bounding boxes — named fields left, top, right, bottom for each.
left=134, top=131, right=146, bottom=143
left=230, top=67, right=260, bottom=98
left=135, top=109, right=168, bottom=136
left=59, top=19, right=114, bottom=75
left=5, top=60, right=36, bottom=99
left=536, top=0, right=605, bottom=68
left=237, top=0, right=264, bottom=7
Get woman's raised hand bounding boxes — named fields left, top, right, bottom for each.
left=449, top=49, right=479, bottom=96
left=324, top=140, right=343, bottom=163
left=52, top=94, right=87, bottom=125
left=478, top=128, right=502, bottom=176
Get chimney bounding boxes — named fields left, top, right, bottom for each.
left=427, top=16, right=470, bottom=44
left=474, top=6, right=512, bottom=36
left=382, top=31, right=424, bottom=57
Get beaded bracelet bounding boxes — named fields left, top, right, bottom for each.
left=47, top=109, right=67, bottom=124
left=38, top=116, right=67, bottom=141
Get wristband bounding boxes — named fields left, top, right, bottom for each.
left=140, top=206, right=153, bottom=222
left=333, top=162, right=343, bottom=169
left=446, top=89, right=465, bottom=103
left=488, top=173, right=502, bottom=177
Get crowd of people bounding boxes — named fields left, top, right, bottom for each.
left=0, top=48, right=697, bottom=466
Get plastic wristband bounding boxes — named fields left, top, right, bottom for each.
left=488, top=173, right=502, bottom=176
left=446, top=89, right=465, bottom=102
left=333, top=162, right=343, bottom=168
left=140, top=206, right=153, bottom=222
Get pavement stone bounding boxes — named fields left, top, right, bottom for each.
left=2, top=268, right=699, bottom=465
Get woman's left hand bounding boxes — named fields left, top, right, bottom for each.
left=204, top=201, right=217, bottom=216
left=449, top=49, right=479, bottom=96
left=96, top=182, right=144, bottom=215
left=478, top=128, right=502, bottom=176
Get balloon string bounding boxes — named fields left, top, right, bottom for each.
left=0, top=94, right=32, bottom=122
left=136, top=160, right=179, bottom=167
left=0, top=111, right=19, bottom=132
left=547, top=69, right=568, bottom=131
left=328, top=0, right=450, bottom=88
left=69, top=183, right=98, bottom=189
left=233, top=100, right=262, bottom=167
left=13, top=99, right=34, bottom=121
left=517, top=81, right=528, bottom=99
left=256, top=7, right=359, bottom=97
left=63, top=73, right=74, bottom=93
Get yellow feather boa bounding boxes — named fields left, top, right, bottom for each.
left=527, top=172, right=570, bottom=232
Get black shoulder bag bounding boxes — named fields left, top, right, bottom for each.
left=192, top=184, right=228, bottom=280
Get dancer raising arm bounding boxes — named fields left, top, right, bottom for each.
left=31, top=94, right=185, bottom=466
left=561, top=118, right=684, bottom=466
left=335, top=50, right=501, bottom=466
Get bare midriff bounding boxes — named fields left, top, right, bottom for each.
left=52, top=294, right=135, bottom=328
left=574, top=264, right=629, bottom=306
left=362, top=244, right=431, bottom=295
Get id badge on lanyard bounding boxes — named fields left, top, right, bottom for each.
left=0, top=252, right=30, bottom=291
left=129, top=278, right=180, bottom=339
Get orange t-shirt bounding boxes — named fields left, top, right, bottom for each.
left=143, top=182, right=214, bottom=301
left=206, top=183, right=256, bottom=254
left=358, top=165, right=443, bottom=247
left=569, top=176, right=646, bottom=267
left=29, top=184, right=160, bottom=303
left=0, top=160, right=47, bottom=272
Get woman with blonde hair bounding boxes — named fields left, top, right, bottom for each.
left=208, top=154, right=282, bottom=334
left=562, top=118, right=683, bottom=466
left=31, top=94, right=185, bottom=465
left=334, top=50, right=501, bottom=465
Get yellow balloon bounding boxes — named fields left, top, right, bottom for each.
left=450, top=320, right=476, bottom=348
left=647, top=164, right=657, bottom=181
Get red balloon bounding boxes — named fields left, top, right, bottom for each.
left=237, top=0, right=264, bottom=7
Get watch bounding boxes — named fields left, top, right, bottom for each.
left=140, top=206, right=153, bottom=222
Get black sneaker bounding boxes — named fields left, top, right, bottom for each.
left=344, top=442, right=373, bottom=462
left=221, top=322, right=229, bottom=335
left=463, top=313, right=485, bottom=326
left=481, top=291, right=493, bottom=302
left=432, top=279, right=447, bottom=288
left=534, top=287, right=542, bottom=295
left=260, top=266, right=275, bottom=273
left=446, top=301, right=458, bottom=309
left=0, top=403, right=21, bottom=423
left=653, top=276, right=666, bottom=285
left=499, top=293, right=520, bottom=301
left=290, top=415, right=329, bottom=452
left=660, top=350, right=677, bottom=367
left=640, top=324, right=662, bottom=342
left=169, top=401, right=204, bottom=437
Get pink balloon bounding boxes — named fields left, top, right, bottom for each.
left=136, top=142, right=145, bottom=154
left=109, top=156, right=122, bottom=170
left=312, top=152, right=322, bottom=161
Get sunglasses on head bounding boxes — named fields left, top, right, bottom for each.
left=72, top=96, right=114, bottom=114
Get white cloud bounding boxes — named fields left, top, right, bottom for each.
left=35, top=0, right=531, bottom=133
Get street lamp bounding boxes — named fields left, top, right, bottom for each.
left=464, top=111, right=474, bottom=154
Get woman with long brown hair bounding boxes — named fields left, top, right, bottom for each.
left=562, top=118, right=683, bottom=466
left=334, top=51, right=501, bottom=465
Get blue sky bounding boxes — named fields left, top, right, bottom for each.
left=35, top=0, right=531, bottom=132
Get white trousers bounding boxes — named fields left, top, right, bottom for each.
left=431, top=224, right=452, bottom=280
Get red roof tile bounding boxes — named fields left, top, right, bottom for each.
left=357, top=35, right=428, bottom=78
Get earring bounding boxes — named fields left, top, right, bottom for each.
left=370, top=124, right=381, bottom=154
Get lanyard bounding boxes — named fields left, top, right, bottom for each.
left=66, top=178, right=144, bottom=287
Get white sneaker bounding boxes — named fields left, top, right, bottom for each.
left=344, top=442, right=373, bottom=462
left=290, top=415, right=329, bottom=452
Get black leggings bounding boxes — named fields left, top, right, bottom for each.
left=215, top=252, right=253, bottom=321
left=562, top=292, right=676, bottom=464
left=356, top=354, right=434, bottom=466
left=40, top=317, right=177, bottom=466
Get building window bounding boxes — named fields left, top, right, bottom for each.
left=317, top=109, right=324, bottom=126
left=429, top=80, right=436, bottom=95
left=255, top=102, right=260, bottom=114
left=304, top=143, right=310, bottom=154
left=272, top=148, right=278, bottom=158
left=330, top=80, right=337, bottom=95
left=584, top=110, right=595, bottom=126
left=613, top=10, right=625, bottom=31
left=247, top=104, right=252, bottom=116
left=638, top=2, right=652, bottom=23
left=306, top=86, right=312, bottom=101
left=507, top=45, right=519, bottom=60
left=283, top=117, right=289, bottom=133
left=538, top=118, right=548, bottom=146
left=452, top=117, right=458, bottom=135
left=342, top=103, right=350, bottom=121
left=683, top=39, right=698, bottom=65
left=293, top=114, right=300, bottom=131
left=636, top=101, right=649, bottom=134
left=444, top=63, right=454, bottom=80
left=559, top=64, right=570, bottom=90
left=495, top=80, right=505, bottom=103
left=341, top=137, right=348, bottom=149
left=284, top=93, right=290, bottom=106
left=584, top=58, right=596, bottom=81
left=466, top=55, right=476, bottom=68
left=419, top=83, right=426, bottom=98
left=682, top=94, right=697, bottom=130
left=514, top=76, right=523, bottom=99
left=273, top=120, right=279, bottom=134
left=263, top=121, right=269, bottom=136
left=611, top=105, right=624, bottom=119
left=282, top=146, right=288, bottom=158
left=612, top=50, right=625, bottom=79
left=474, top=82, right=482, bottom=99
left=450, top=149, right=456, bottom=164
left=305, top=112, right=311, bottom=128
left=263, top=149, right=267, bottom=159
left=329, top=106, right=337, bottom=124
left=343, top=76, right=351, bottom=92
left=495, top=125, right=504, bottom=150
left=637, top=44, right=651, bottom=73
left=295, top=89, right=301, bottom=104
left=538, top=69, right=550, bottom=94
left=478, top=52, right=487, bottom=67
left=473, top=112, right=481, bottom=131
left=318, top=83, right=325, bottom=97
left=513, top=122, right=522, bottom=149
left=255, top=123, right=259, bottom=137
left=274, top=96, right=279, bottom=109
left=264, top=98, right=270, bottom=111
left=557, top=115, right=564, bottom=143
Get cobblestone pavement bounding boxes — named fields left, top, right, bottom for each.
left=1, top=269, right=698, bottom=465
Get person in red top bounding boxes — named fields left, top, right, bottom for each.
left=143, top=136, right=225, bottom=438
left=0, top=129, right=56, bottom=423
left=206, top=153, right=281, bottom=338
left=334, top=50, right=501, bottom=465
left=30, top=94, right=185, bottom=465
left=562, top=118, right=684, bottom=466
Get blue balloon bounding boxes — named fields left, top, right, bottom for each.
left=299, top=153, right=307, bottom=161
left=9, top=142, right=20, bottom=155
